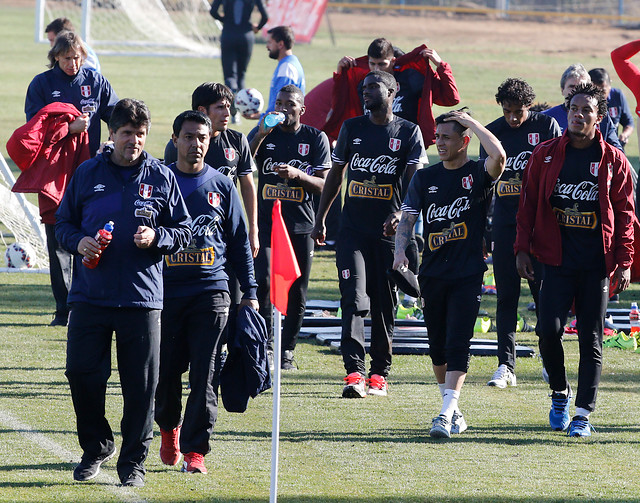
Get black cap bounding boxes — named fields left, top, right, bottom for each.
left=386, top=267, right=420, bottom=298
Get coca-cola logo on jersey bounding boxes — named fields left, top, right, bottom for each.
left=262, top=158, right=310, bottom=175
left=350, top=153, right=399, bottom=175
left=505, top=150, right=532, bottom=171
left=553, top=180, right=598, bottom=201
left=191, top=214, right=221, bottom=237
left=425, top=197, right=471, bottom=223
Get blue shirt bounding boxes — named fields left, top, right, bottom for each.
left=607, top=87, right=634, bottom=131
left=266, top=55, right=305, bottom=113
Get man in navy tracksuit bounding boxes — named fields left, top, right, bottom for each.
left=56, top=99, right=192, bottom=487
left=155, top=110, right=258, bottom=475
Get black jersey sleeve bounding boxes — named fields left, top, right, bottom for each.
left=331, top=122, right=350, bottom=165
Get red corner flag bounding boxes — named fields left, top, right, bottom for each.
left=270, top=200, right=301, bottom=314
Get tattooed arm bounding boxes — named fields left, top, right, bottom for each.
left=393, top=211, right=418, bottom=270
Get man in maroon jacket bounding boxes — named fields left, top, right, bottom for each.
left=323, top=37, right=460, bottom=147
left=515, top=83, right=634, bottom=437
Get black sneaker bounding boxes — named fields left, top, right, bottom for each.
left=281, top=350, right=297, bottom=370
left=73, top=445, right=116, bottom=481
left=121, top=471, right=145, bottom=487
left=49, top=312, right=69, bottom=327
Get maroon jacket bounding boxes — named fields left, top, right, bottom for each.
left=7, top=102, right=90, bottom=224
left=515, top=129, right=635, bottom=277
left=322, top=45, right=460, bottom=145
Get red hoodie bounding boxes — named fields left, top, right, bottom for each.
left=322, top=44, right=460, bottom=145
left=515, top=130, right=635, bottom=278
left=7, top=102, right=90, bottom=224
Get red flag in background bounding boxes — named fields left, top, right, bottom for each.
left=270, top=200, right=301, bottom=314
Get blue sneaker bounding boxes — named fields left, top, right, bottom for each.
left=567, top=416, right=595, bottom=437
left=549, top=390, right=571, bottom=431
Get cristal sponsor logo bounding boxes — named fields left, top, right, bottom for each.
left=166, top=247, right=215, bottom=266
left=191, top=214, right=220, bottom=237
left=428, top=222, right=468, bottom=251
left=93, top=184, right=105, bottom=192
left=553, top=180, right=598, bottom=201
left=505, top=151, right=532, bottom=171
left=262, top=158, right=310, bottom=175
left=350, top=153, right=399, bottom=175
left=553, top=204, right=597, bottom=230
left=262, top=183, right=305, bottom=203
left=425, top=196, right=471, bottom=223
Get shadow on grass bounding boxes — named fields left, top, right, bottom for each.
left=0, top=462, right=74, bottom=472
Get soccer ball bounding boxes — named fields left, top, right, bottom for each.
left=235, top=88, right=264, bottom=116
left=5, top=242, right=35, bottom=269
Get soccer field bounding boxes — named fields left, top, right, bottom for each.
left=1, top=3, right=640, bottom=502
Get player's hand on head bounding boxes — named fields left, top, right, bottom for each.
left=444, top=110, right=475, bottom=128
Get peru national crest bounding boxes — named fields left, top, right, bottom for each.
left=461, top=174, right=473, bottom=190
left=80, top=85, right=91, bottom=98
left=341, top=269, right=350, bottom=280
left=528, top=132, right=540, bottom=146
left=224, top=148, right=236, bottom=161
left=590, top=162, right=599, bottom=177
left=298, top=143, right=310, bottom=156
left=389, top=138, right=401, bottom=152
left=208, top=192, right=221, bottom=207
left=139, top=183, right=153, bottom=199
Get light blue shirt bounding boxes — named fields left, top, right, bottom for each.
left=266, top=54, right=305, bottom=113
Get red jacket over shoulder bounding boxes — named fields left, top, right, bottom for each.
left=323, top=45, right=460, bottom=145
left=7, top=102, right=90, bottom=224
left=514, top=130, right=636, bottom=278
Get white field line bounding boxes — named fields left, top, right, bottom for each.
left=0, top=408, right=149, bottom=503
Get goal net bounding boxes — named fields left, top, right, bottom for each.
left=35, top=0, right=221, bottom=58
left=0, top=153, right=49, bottom=271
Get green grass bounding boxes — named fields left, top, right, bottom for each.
left=2, top=5, right=640, bottom=503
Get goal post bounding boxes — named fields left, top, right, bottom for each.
left=35, top=0, right=221, bottom=58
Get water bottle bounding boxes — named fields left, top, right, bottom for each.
left=82, top=221, right=114, bottom=269
left=629, top=301, right=640, bottom=334
left=264, top=112, right=285, bottom=128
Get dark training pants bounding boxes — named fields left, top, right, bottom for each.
left=492, top=224, right=541, bottom=371
left=256, top=231, right=314, bottom=351
left=337, top=232, right=396, bottom=377
left=45, top=223, right=72, bottom=318
left=420, top=273, right=483, bottom=373
left=155, top=291, right=230, bottom=455
left=538, top=264, right=607, bottom=412
left=65, top=303, right=160, bottom=480
left=220, top=29, right=254, bottom=93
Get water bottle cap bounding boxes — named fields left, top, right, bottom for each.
left=104, top=221, right=114, bottom=232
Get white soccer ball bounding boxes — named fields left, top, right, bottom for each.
left=235, top=88, right=264, bottom=116
left=5, top=242, right=35, bottom=269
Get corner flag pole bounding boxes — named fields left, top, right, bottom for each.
left=269, top=200, right=301, bottom=503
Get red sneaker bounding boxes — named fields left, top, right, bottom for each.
left=159, top=426, right=181, bottom=466
left=342, top=372, right=366, bottom=398
left=182, top=452, right=207, bottom=474
left=366, top=374, right=389, bottom=396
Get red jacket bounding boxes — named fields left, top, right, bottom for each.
left=322, top=44, right=460, bottom=145
left=515, top=130, right=635, bottom=277
left=7, top=102, right=90, bottom=224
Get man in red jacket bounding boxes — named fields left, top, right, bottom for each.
left=323, top=37, right=460, bottom=147
left=515, top=83, right=634, bottom=437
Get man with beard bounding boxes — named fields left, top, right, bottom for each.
left=516, top=83, right=634, bottom=437
left=248, top=85, right=330, bottom=369
left=483, top=78, right=561, bottom=389
left=312, top=70, right=427, bottom=398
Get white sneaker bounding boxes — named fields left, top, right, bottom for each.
left=451, top=411, right=467, bottom=434
left=487, top=364, right=517, bottom=388
left=342, top=372, right=366, bottom=398
left=430, top=414, right=451, bottom=438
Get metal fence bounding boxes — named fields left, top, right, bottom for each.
left=327, top=0, right=640, bottom=23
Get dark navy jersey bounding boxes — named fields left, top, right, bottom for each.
left=25, top=65, right=118, bottom=156
left=402, top=159, right=494, bottom=279
left=333, top=115, right=426, bottom=239
left=163, top=163, right=257, bottom=299
left=357, top=68, right=424, bottom=124
left=607, top=87, right=635, bottom=131
left=549, top=143, right=604, bottom=269
left=164, top=129, right=255, bottom=184
left=481, top=111, right=561, bottom=227
left=249, top=124, right=330, bottom=234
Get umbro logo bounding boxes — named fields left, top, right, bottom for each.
left=94, top=184, right=105, bottom=192
left=428, top=186, right=438, bottom=193
left=51, top=90, right=61, bottom=98
left=266, top=143, right=276, bottom=150
left=353, top=138, right=362, bottom=145
left=544, top=156, right=552, bottom=163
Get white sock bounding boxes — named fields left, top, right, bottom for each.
left=439, top=389, right=460, bottom=421
left=438, top=383, right=446, bottom=398
left=575, top=407, right=590, bottom=419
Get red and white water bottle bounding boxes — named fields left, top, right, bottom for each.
left=82, top=221, right=114, bottom=269
left=630, top=301, right=640, bottom=334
